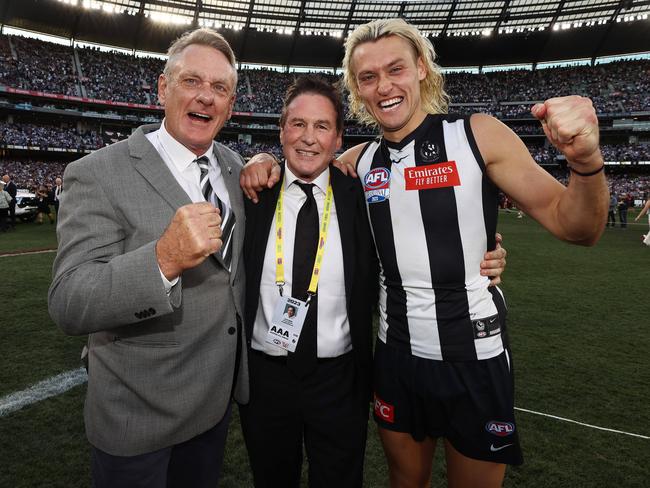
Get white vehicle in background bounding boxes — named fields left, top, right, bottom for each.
left=15, top=190, right=38, bottom=222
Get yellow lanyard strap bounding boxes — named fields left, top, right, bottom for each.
left=275, top=175, right=334, bottom=298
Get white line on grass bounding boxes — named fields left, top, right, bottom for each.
left=515, top=407, right=649, bottom=440
left=2, top=369, right=648, bottom=441
left=0, top=368, right=87, bottom=417
left=0, top=249, right=57, bottom=258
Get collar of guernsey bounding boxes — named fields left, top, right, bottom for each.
left=274, top=173, right=334, bottom=300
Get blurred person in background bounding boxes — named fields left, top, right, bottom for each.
left=634, top=197, right=650, bottom=246
left=617, top=193, right=628, bottom=229
left=0, top=181, right=12, bottom=232
left=35, top=184, right=54, bottom=224
left=1, top=174, right=17, bottom=229
left=608, top=192, right=617, bottom=227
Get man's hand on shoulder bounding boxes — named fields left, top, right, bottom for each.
left=332, top=159, right=358, bottom=178
left=332, top=143, right=368, bottom=178
left=156, top=202, right=222, bottom=280
left=239, top=153, right=281, bottom=203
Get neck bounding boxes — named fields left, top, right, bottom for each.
left=382, top=109, right=428, bottom=143
left=286, top=163, right=328, bottom=184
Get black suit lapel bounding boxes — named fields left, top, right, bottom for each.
left=330, top=167, right=356, bottom=309
left=244, top=165, right=285, bottom=338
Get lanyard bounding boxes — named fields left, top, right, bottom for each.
left=274, top=175, right=334, bottom=302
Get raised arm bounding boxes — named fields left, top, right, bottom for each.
left=473, top=96, right=609, bottom=246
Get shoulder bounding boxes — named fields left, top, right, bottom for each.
left=340, top=142, right=376, bottom=169
left=469, top=112, right=502, bottom=132
left=330, top=166, right=365, bottom=203
left=214, top=141, right=244, bottom=167
left=469, top=113, right=525, bottom=167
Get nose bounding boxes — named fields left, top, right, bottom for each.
left=301, top=126, right=316, bottom=144
left=377, top=73, right=391, bottom=95
left=196, top=86, right=214, bottom=104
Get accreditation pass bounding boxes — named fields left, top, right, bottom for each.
left=266, top=296, right=309, bottom=353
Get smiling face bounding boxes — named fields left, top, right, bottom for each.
left=158, top=44, right=236, bottom=156
left=351, top=35, right=428, bottom=142
left=280, top=93, right=343, bottom=182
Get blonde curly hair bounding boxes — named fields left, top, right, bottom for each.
left=342, top=18, right=449, bottom=127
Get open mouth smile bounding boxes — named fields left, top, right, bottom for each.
left=188, top=112, right=213, bottom=122
left=379, top=97, right=404, bottom=111
left=296, top=149, right=319, bottom=156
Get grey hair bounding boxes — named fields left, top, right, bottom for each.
left=163, top=28, right=237, bottom=85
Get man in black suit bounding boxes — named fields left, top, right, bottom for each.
left=2, top=174, right=17, bottom=228
left=240, top=76, right=378, bottom=488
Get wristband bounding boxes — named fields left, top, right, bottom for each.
left=568, top=164, right=604, bottom=177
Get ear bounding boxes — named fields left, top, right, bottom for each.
left=335, top=131, right=343, bottom=152
left=227, top=94, right=235, bottom=120
left=417, top=57, right=427, bottom=82
left=157, top=74, right=167, bottom=106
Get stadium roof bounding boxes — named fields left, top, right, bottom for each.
left=2, top=0, right=649, bottom=68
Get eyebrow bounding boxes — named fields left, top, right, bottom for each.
left=358, top=57, right=406, bottom=76
left=178, top=70, right=233, bottom=85
left=290, top=116, right=333, bottom=126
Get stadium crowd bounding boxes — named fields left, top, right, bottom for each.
left=1, top=34, right=648, bottom=115
left=2, top=156, right=648, bottom=202
left=0, top=121, right=102, bottom=150
left=2, top=117, right=650, bottom=166
left=1, top=33, right=648, bottom=207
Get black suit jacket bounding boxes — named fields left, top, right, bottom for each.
left=5, top=180, right=17, bottom=199
left=244, top=164, right=378, bottom=400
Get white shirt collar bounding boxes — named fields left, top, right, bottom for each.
left=284, top=163, right=330, bottom=195
left=158, top=119, right=214, bottom=171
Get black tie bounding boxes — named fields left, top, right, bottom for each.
left=287, top=182, right=319, bottom=378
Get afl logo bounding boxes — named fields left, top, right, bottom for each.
left=485, top=421, right=515, bottom=437
left=364, top=168, right=391, bottom=203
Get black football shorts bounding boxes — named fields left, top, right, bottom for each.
left=373, top=339, right=523, bottom=465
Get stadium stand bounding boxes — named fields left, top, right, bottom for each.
left=0, top=32, right=648, bottom=200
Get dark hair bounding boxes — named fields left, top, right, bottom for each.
left=279, top=75, right=344, bottom=133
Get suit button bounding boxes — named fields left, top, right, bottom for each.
left=228, top=327, right=236, bottom=335
left=148, top=308, right=156, bottom=315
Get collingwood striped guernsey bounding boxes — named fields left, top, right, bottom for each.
left=357, top=114, right=507, bottom=362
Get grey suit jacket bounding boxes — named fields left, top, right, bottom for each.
left=48, top=124, right=249, bottom=456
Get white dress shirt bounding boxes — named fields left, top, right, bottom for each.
left=145, top=119, right=231, bottom=208
left=145, top=120, right=232, bottom=291
left=252, top=165, right=352, bottom=358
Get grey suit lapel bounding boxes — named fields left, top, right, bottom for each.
left=213, top=143, right=244, bottom=279
left=129, top=125, right=192, bottom=211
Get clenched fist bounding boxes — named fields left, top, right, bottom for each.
left=532, top=96, right=603, bottom=172
left=156, top=202, right=222, bottom=280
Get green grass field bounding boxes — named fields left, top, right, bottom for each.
left=1, top=214, right=648, bottom=487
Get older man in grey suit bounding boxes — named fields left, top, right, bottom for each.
left=49, top=29, right=248, bottom=488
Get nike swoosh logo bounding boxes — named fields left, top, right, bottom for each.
left=490, top=443, right=513, bottom=452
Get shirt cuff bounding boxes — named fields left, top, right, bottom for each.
left=159, top=267, right=179, bottom=295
